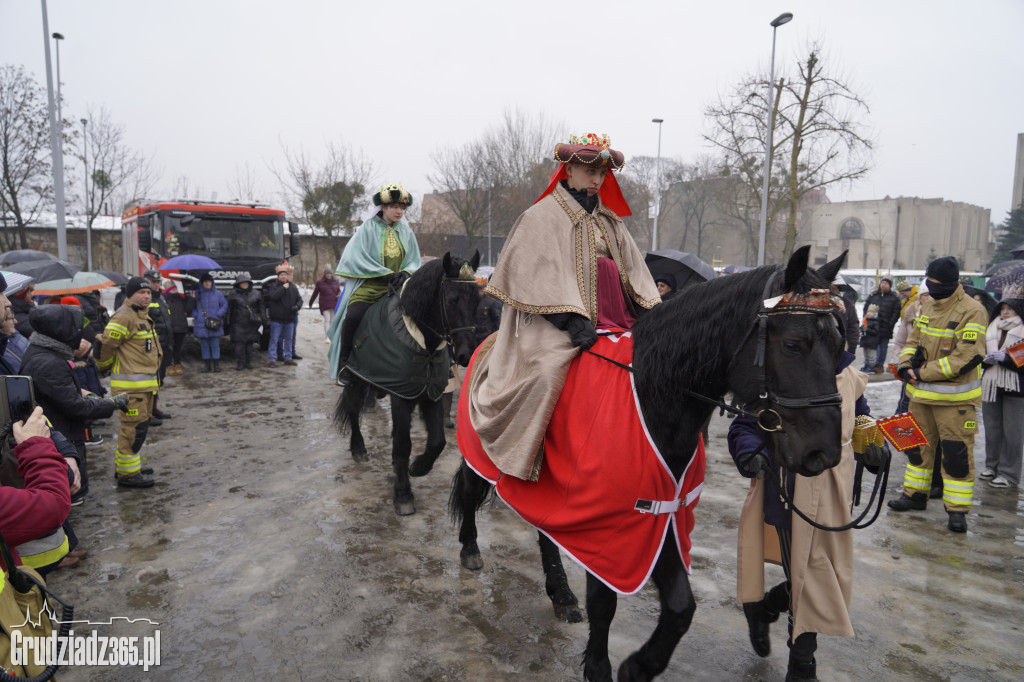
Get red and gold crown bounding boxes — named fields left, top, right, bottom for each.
left=553, top=133, right=625, bottom=170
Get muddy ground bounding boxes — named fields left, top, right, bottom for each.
left=47, top=309, right=1023, bottom=681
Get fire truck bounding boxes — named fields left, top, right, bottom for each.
left=121, top=199, right=301, bottom=291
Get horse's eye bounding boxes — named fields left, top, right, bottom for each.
left=782, top=341, right=801, bottom=354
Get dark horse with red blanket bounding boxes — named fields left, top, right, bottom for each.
left=452, top=246, right=847, bottom=681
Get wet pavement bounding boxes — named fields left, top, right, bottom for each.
left=48, top=309, right=1024, bottom=680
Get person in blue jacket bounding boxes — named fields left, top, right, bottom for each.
left=192, top=273, right=228, bottom=373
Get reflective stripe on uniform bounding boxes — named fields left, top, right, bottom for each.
left=942, top=479, right=974, bottom=508
left=938, top=357, right=956, bottom=379
left=18, top=529, right=69, bottom=569
left=903, top=463, right=933, bottom=492
left=116, top=448, right=141, bottom=475
left=907, top=377, right=983, bottom=401
left=111, top=376, right=159, bottom=390
left=899, top=347, right=917, bottom=358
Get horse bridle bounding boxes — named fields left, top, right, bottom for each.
left=415, top=275, right=478, bottom=347
left=733, top=269, right=844, bottom=433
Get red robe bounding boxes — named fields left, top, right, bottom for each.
left=458, top=333, right=705, bottom=594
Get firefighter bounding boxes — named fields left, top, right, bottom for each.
left=889, top=257, right=987, bottom=533
left=96, top=277, right=162, bottom=489
left=143, top=269, right=174, bottom=423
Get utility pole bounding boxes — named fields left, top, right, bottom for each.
left=41, top=0, right=68, bottom=259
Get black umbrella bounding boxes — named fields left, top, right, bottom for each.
left=644, top=250, right=717, bottom=290
left=1010, top=241, right=1024, bottom=260
left=962, top=283, right=998, bottom=317
left=4, top=258, right=81, bottom=282
left=0, top=249, right=59, bottom=266
left=984, top=260, right=1024, bottom=296
left=94, top=269, right=129, bottom=286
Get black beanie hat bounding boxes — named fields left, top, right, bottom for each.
left=126, top=277, right=153, bottom=298
left=655, top=273, right=677, bottom=291
left=0, top=272, right=7, bottom=293
left=925, top=256, right=959, bottom=283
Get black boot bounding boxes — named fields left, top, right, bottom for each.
left=887, top=492, right=927, bottom=511
left=742, top=600, right=776, bottom=657
left=947, top=511, right=967, bottom=533
left=201, top=359, right=212, bottom=373
left=213, top=359, right=221, bottom=373
left=785, top=655, right=818, bottom=682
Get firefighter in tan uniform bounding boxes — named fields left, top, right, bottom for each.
left=96, top=277, right=162, bottom=488
left=889, top=257, right=987, bottom=532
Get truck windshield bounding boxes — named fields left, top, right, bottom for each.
left=164, top=216, right=283, bottom=259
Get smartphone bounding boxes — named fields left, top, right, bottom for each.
left=2, top=376, right=36, bottom=424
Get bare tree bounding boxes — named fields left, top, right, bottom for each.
left=675, top=155, right=721, bottom=259
left=621, top=154, right=687, bottom=251
left=273, top=140, right=374, bottom=264
left=427, top=108, right=562, bottom=246
left=704, top=43, right=873, bottom=260
left=228, top=162, right=267, bottom=203
left=79, top=106, right=159, bottom=228
left=0, top=65, right=56, bottom=249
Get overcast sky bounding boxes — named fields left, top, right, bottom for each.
left=2, top=0, right=1022, bottom=224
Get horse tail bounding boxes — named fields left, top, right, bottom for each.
left=448, top=460, right=493, bottom=525
left=333, top=382, right=367, bottom=434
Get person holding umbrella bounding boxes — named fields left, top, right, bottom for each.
left=655, top=274, right=677, bottom=301
left=193, top=273, right=229, bottom=373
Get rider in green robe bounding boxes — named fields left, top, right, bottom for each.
left=328, top=183, right=421, bottom=384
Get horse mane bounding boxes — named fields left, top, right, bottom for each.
left=399, top=258, right=447, bottom=322
left=634, top=262, right=832, bottom=406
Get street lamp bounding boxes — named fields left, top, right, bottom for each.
left=41, top=1, right=68, bottom=259
left=756, top=12, right=793, bottom=266
left=82, top=117, right=92, bottom=270
left=651, top=118, right=664, bottom=252
left=51, top=32, right=63, bottom=122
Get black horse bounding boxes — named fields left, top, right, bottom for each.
left=451, top=246, right=847, bottom=681
left=335, top=251, right=481, bottom=516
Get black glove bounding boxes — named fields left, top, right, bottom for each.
left=383, top=271, right=410, bottom=287
left=737, top=449, right=769, bottom=479
left=897, top=367, right=912, bottom=382
left=565, top=316, right=598, bottom=350
left=855, top=442, right=889, bottom=470
left=910, top=346, right=925, bottom=370
left=110, top=394, right=131, bottom=413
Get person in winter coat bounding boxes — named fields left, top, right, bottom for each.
left=266, top=265, right=302, bottom=367
left=655, top=273, right=677, bottom=302
left=979, top=276, right=1024, bottom=489
left=18, top=304, right=125, bottom=504
left=162, top=285, right=194, bottom=375
left=192, top=273, right=229, bottom=373
left=142, top=271, right=174, bottom=422
left=858, top=303, right=881, bottom=370
left=226, top=274, right=265, bottom=371
left=10, top=284, right=36, bottom=338
left=0, top=407, right=73, bottom=571
left=308, top=269, right=341, bottom=340
left=729, top=347, right=880, bottom=682
left=862, top=278, right=901, bottom=372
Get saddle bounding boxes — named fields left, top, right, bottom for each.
left=348, top=294, right=451, bottom=401
left=458, top=332, right=706, bottom=594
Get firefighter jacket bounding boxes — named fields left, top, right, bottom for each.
left=97, top=302, right=163, bottom=393
left=897, top=284, right=987, bottom=406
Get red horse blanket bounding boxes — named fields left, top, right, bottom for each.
left=458, top=332, right=706, bottom=595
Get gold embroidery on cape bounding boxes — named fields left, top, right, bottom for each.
left=382, top=227, right=402, bottom=260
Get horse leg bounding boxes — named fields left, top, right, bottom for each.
left=409, top=396, right=446, bottom=477
left=583, top=573, right=617, bottom=682
left=538, top=532, right=582, bottom=623
left=390, top=398, right=415, bottom=515
left=335, top=383, right=368, bottom=462
left=616, top=537, right=695, bottom=682
left=450, top=461, right=489, bottom=570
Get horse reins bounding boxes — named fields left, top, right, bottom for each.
left=412, top=275, right=478, bottom=348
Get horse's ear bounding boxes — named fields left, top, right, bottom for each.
left=469, top=250, right=480, bottom=271
left=816, top=250, right=848, bottom=286
left=783, top=245, right=811, bottom=290
left=442, top=252, right=455, bottom=277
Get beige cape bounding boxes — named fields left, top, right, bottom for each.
left=467, top=183, right=660, bottom=481
left=736, top=365, right=868, bottom=641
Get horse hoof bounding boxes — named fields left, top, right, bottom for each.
left=408, top=456, right=434, bottom=477
left=616, top=655, right=645, bottom=682
left=553, top=603, right=583, bottom=623
left=460, top=551, right=483, bottom=571
left=394, top=500, right=416, bottom=516
left=351, top=448, right=369, bottom=463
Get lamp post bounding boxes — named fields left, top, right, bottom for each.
left=52, top=32, right=64, bottom=123
left=756, top=12, right=793, bottom=266
left=41, top=0, right=68, bottom=259
left=82, top=117, right=92, bottom=270
left=651, top=117, right=664, bottom=252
